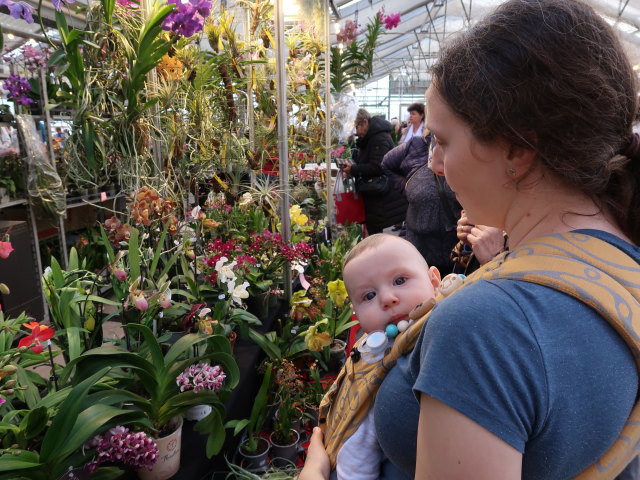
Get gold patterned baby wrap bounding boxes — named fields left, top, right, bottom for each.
left=319, top=232, right=640, bottom=478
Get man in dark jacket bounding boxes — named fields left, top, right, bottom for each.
left=343, top=109, right=407, bottom=234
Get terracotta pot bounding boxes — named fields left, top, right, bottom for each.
left=138, top=416, right=183, bottom=480
left=237, top=436, right=270, bottom=472
left=269, top=429, right=300, bottom=468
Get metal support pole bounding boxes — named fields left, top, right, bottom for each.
left=324, top=0, right=333, bottom=227
left=246, top=8, right=257, bottom=187
left=275, top=0, right=292, bottom=302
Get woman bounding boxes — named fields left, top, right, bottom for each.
left=399, top=103, right=425, bottom=144
left=301, top=0, right=640, bottom=478
left=382, top=132, right=461, bottom=275
left=344, top=108, right=407, bottom=234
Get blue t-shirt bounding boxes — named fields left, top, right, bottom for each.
left=375, top=230, right=639, bottom=479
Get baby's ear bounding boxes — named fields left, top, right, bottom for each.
left=428, top=266, right=441, bottom=293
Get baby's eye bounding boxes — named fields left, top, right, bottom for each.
left=363, top=291, right=376, bottom=301
left=394, top=277, right=407, bottom=286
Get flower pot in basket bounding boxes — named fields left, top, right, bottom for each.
left=237, top=436, right=270, bottom=472
left=269, top=429, right=300, bottom=468
left=138, top=416, right=183, bottom=480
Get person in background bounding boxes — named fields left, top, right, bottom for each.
left=390, top=117, right=403, bottom=144
left=382, top=130, right=461, bottom=275
left=300, top=0, right=640, bottom=478
left=399, top=103, right=425, bottom=144
left=343, top=109, right=407, bottom=235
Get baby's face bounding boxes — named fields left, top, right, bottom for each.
left=344, top=240, right=439, bottom=334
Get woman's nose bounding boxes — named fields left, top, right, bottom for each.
left=430, top=148, right=445, bottom=176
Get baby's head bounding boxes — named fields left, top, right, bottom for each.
left=343, top=234, right=440, bottom=334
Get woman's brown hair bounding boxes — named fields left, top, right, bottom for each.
left=431, top=0, right=640, bottom=243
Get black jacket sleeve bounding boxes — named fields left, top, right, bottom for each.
left=350, top=132, right=395, bottom=178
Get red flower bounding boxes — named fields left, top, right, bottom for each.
left=0, top=240, right=13, bottom=259
left=18, top=322, right=54, bottom=354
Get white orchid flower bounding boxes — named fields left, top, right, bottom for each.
left=230, top=281, right=250, bottom=305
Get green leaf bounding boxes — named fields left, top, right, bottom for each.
left=39, top=367, right=111, bottom=462
left=193, top=407, right=225, bottom=457
left=128, top=228, right=141, bottom=282
left=125, top=324, right=164, bottom=372
left=149, top=220, right=171, bottom=277
left=0, top=451, right=40, bottom=471
left=20, top=406, right=49, bottom=440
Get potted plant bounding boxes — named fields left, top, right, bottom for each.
left=269, top=360, right=304, bottom=467
left=0, top=368, right=152, bottom=479
left=226, top=364, right=273, bottom=471
left=63, top=324, right=240, bottom=478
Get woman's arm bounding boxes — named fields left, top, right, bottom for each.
left=382, top=143, right=410, bottom=194
left=415, top=394, right=522, bottom=480
left=298, top=427, right=330, bottom=480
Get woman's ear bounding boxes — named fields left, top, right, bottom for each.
left=505, top=142, right=537, bottom=179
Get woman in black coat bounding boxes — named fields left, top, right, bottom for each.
left=344, top=109, right=407, bottom=234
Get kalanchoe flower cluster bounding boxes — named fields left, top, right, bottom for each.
left=0, top=0, right=34, bottom=23
left=336, top=19, right=360, bottom=44
left=377, top=8, right=401, bottom=30
left=162, top=0, right=212, bottom=38
left=1, top=75, right=33, bottom=107
left=85, top=426, right=158, bottom=472
left=176, top=362, right=226, bottom=392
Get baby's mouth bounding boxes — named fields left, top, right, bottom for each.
left=389, top=313, right=409, bottom=325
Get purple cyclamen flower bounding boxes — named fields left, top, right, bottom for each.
left=176, top=362, right=226, bottom=392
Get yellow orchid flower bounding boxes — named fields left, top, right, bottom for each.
left=305, top=325, right=332, bottom=352
left=328, top=279, right=348, bottom=308
left=294, top=213, right=308, bottom=226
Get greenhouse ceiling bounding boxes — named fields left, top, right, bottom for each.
left=2, top=0, right=639, bottom=87
left=329, top=0, right=640, bottom=85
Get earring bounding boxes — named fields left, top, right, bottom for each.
left=507, top=168, right=517, bottom=177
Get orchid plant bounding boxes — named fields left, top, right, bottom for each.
left=330, top=8, right=401, bottom=93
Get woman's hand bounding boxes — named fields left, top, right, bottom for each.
left=466, top=226, right=505, bottom=265
left=456, top=210, right=472, bottom=243
left=298, top=427, right=330, bottom=480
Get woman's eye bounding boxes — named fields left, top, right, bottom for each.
left=394, top=277, right=407, bottom=286
left=364, top=291, right=376, bottom=301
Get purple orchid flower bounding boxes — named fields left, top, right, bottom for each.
left=51, top=0, right=76, bottom=13
left=0, top=0, right=34, bottom=23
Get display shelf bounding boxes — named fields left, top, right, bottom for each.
left=0, top=197, right=28, bottom=209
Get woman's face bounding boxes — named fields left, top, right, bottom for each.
left=425, top=85, right=513, bottom=228
left=408, top=110, right=424, bottom=128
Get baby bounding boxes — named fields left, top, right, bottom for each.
left=319, top=233, right=440, bottom=480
